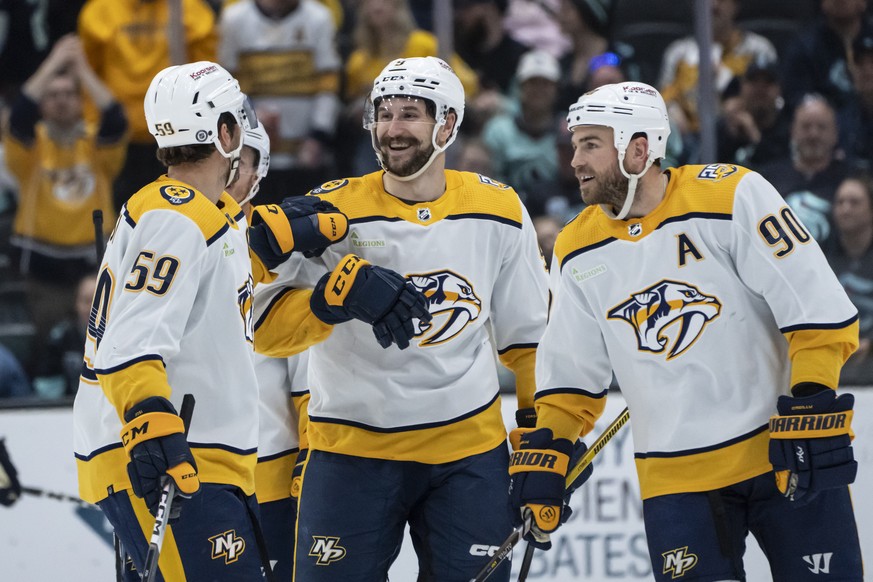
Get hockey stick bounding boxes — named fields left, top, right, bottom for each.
left=93, top=209, right=105, bottom=258
left=517, top=407, right=630, bottom=582
left=470, top=407, right=631, bottom=582
left=21, top=486, right=95, bottom=508
left=141, top=394, right=195, bottom=582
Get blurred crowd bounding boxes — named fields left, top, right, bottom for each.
left=2, top=0, right=873, bottom=398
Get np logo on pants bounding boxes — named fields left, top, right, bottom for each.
left=662, top=546, right=697, bottom=578
left=310, top=536, right=347, bottom=565
left=209, top=529, right=246, bottom=564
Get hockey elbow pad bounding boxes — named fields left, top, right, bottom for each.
left=768, top=387, right=856, bottom=501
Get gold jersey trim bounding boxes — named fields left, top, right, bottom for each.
left=255, top=450, right=298, bottom=503
left=124, top=176, right=235, bottom=244
left=308, top=396, right=507, bottom=464
left=311, top=170, right=523, bottom=227
left=634, top=427, right=771, bottom=499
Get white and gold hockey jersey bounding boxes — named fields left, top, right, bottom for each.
left=253, top=170, right=550, bottom=464
left=218, top=0, right=340, bottom=169
left=536, top=164, right=859, bottom=500
left=73, top=177, right=259, bottom=504
left=253, top=350, right=310, bottom=503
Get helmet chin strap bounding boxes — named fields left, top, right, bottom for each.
left=215, top=131, right=244, bottom=188
left=600, top=149, right=656, bottom=221
left=373, top=120, right=450, bottom=182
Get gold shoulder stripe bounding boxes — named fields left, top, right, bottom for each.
left=125, top=177, right=231, bottom=244
left=554, top=206, right=610, bottom=268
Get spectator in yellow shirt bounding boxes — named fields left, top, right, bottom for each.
left=78, top=0, right=217, bottom=209
left=4, top=34, right=127, bottom=373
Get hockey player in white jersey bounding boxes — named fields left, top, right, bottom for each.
left=252, top=57, right=550, bottom=581
left=509, top=82, right=863, bottom=581
left=72, top=62, right=347, bottom=581
left=227, top=123, right=310, bottom=580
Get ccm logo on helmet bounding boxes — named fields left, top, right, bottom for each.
left=189, top=65, right=218, bottom=80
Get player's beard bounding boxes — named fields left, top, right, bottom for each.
left=378, top=135, right=434, bottom=177
left=580, top=160, right=629, bottom=210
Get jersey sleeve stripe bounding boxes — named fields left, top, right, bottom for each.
left=535, top=386, right=608, bottom=400
left=94, top=353, right=165, bottom=375
left=497, top=342, right=538, bottom=354
left=780, top=314, right=859, bottom=333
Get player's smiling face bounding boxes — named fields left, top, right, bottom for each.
left=570, top=125, right=629, bottom=209
left=374, top=96, right=437, bottom=177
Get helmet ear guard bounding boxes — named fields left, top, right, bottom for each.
left=567, top=83, right=671, bottom=219
left=364, top=57, right=465, bottom=181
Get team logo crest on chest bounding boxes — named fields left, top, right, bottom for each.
left=417, top=207, right=432, bottom=221
left=408, top=270, right=481, bottom=346
left=607, top=279, right=721, bottom=359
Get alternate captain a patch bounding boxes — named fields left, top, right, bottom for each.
left=607, top=279, right=722, bottom=359
left=160, top=185, right=196, bottom=205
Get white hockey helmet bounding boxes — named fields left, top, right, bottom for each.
left=567, top=83, right=670, bottom=219
left=239, top=124, right=271, bottom=205
left=144, top=61, right=256, bottom=185
left=364, top=56, right=465, bottom=181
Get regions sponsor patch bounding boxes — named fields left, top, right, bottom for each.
left=697, top=164, right=738, bottom=182
left=477, top=174, right=509, bottom=189
left=160, top=185, right=196, bottom=205
left=310, top=179, right=349, bottom=194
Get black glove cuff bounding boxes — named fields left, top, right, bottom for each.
left=124, top=396, right=177, bottom=423
left=516, top=408, right=537, bottom=428
left=790, top=382, right=831, bottom=398
left=310, top=273, right=354, bottom=325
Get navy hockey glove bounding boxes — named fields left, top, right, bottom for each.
left=0, top=438, right=22, bottom=507
left=508, top=428, right=576, bottom=550
left=769, top=385, right=857, bottom=501
left=249, top=196, right=349, bottom=268
left=310, top=254, right=432, bottom=349
left=121, top=397, right=200, bottom=517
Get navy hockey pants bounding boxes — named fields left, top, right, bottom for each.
left=642, top=472, right=863, bottom=581
left=99, top=484, right=266, bottom=581
left=294, top=443, right=515, bottom=581
left=259, top=495, right=297, bottom=581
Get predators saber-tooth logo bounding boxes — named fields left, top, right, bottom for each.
left=209, top=530, right=246, bottom=564
left=309, top=536, right=347, bottom=565
left=408, top=270, right=481, bottom=346
left=608, top=279, right=721, bottom=359
left=662, top=547, right=698, bottom=578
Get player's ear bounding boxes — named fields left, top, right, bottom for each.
left=437, top=111, right=458, bottom=146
